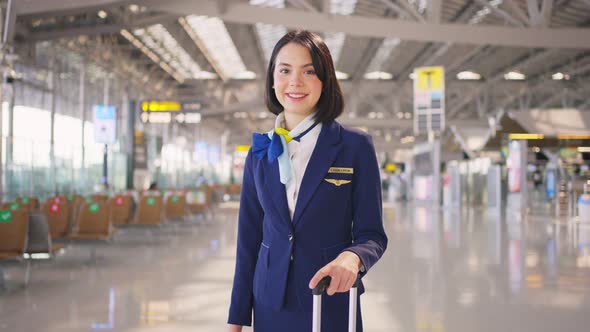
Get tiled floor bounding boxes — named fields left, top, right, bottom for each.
left=1, top=201, right=590, bottom=331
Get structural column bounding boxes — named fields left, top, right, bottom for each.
left=49, top=57, right=57, bottom=195
left=79, top=62, right=86, bottom=192
left=102, top=75, right=109, bottom=188
left=5, top=76, right=14, bottom=199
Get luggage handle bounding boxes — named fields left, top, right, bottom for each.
left=311, top=276, right=360, bottom=332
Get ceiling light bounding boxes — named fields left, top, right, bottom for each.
left=97, top=10, right=108, bottom=19
left=409, top=73, right=416, bottom=80
left=336, top=71, right=349, bottom=80
left=396, top=112, right=404, bottom=119
left=233, top=71, right=257, bottom=80
left=129, top=4, right=140, bottom=13
left=457, top=71, right=481, bottom=80
left=364, top=71, right=393, bottom=80
left=401, top=136, right=415, bottom=144
left=504, top=71, right=526, bottom=80
left=552, top=72, right=570, bottom=80
left=404, top=112, right=412, bottom=119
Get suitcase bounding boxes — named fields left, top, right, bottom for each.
left=311, top=276, right=359, bottom=332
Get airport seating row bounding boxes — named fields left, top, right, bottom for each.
left=0, top=184, right=226, bottom=289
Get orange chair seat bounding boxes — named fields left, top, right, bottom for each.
left=0, top=252, right=23, bottom=259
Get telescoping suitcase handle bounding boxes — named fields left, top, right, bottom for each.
left=311, top=276, right=360, bottom=332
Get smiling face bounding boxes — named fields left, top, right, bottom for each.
left=273, top=43, right=323, bottom=119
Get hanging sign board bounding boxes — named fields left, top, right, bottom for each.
left=94, top=105, right=117, bottom=144
left=413, top=66, right=445, bottom=135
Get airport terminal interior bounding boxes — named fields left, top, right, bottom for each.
left=1, top=0, right=590, bottom=331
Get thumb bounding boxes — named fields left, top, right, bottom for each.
left=309, top=267, right=331, bottom=289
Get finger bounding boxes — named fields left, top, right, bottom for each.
left=339, top=271, right=354, bottom=293
left=309, top=267, right=330, bottom=289
left=327, top=273, right=341, bottom=296
left=340, top=272, right=354, bottom=293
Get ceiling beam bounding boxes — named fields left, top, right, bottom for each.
left=338, top=117, right=488, bottom=130
left=427, top=0, right=442, bottom=23
left=382, top=0, right=424, bottom=22
left=378, top=0, right=420, bottom=21
left=473, top=0, right=525, bottom=27
left=501, top=0, right=532, bottom=26
left=3, top=0, right=17, bottom=44
left=143, top=0, right=590, bottom=49
left=448, top=49, right=559, bottom=117
left=23, top=13, right=177, bottom=41
left=495, top=55, right=590, bottom=111
left=15, top=0, right=133, bottom=16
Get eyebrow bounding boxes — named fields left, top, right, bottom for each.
left=277, top=62, right=314, bottom=68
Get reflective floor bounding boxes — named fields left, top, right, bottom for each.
left=2, top=201, right=590, bottom=331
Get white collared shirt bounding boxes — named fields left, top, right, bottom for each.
left=274, top=112, right=322, bottom=220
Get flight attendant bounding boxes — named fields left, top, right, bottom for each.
left=228, top=30, right=387, bottom=332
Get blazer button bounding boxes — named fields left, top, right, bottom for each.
left=290, top=254, right=294, bottom=261
left=288, top=234, right=294, bottom=242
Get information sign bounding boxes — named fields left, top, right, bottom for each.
left=94, top=105, right=117, bottom=144
left=413, top=67, right=445, bottom=135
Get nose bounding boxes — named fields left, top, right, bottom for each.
left=288, top=72, right=303, bottom=86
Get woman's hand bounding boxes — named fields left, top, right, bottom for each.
left=309, top=251, right=361, bottom=296
left=228, top=324, right=243, bottom=332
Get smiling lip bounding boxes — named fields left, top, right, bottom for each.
left=285, top=93, right=308, bottom=100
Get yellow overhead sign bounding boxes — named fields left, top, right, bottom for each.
left=509, top=133, right=544, bottom=140
left=385, top=163, right=397, bottom=172
left=415, top=66, right=444, bottom=91
left=235, top=145, right=250, bottom=152
left=142, top=101, right=181, bottom=112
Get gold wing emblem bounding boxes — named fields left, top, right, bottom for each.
left=324, top=178, right=352, bottom=186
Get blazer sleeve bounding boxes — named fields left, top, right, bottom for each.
left=228, top=150, right=264, bottom=326
left=344, top=134, right=388, bottom=277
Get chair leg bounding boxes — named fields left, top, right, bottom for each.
left=90, top=247, right=97, bottom=264
left=0, top=266, right=6, bottom=290
left=24, top=260, right=31, bottom=287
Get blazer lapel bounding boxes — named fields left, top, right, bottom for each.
left=263, top=158, right=293, bottom=226
left=292, top=121, right=342, bottom=226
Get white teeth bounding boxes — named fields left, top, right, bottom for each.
left=287, top=93, right=306, bottom=98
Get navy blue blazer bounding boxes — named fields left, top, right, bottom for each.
left=228, top=120, right=388, bottom=326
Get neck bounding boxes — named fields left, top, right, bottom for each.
left=284, top=111, right=311, bottom=131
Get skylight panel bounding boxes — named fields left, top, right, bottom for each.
left=323, top=32, right=346, bottom=65
left=184, top=15, right=253, bottom=80
left=331, top=0, right=357, bottom=15
left=249, top=0, right=287, bottom=65
left=250, top=0, right=285, bottom=7
left=468, top=0, right=504, bottom=25
left=324, top=1, right=357, bottom=64
left=133, top=24, right=213, bottom=81
left=255, top=23, right=288, bottom=65
left=366, top=37, right=400, bottom=73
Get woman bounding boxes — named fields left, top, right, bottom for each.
left=228, top=30, right=387, bottom=332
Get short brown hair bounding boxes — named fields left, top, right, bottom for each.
left=264, top=30, right=344, bottom=123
